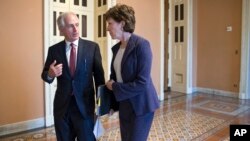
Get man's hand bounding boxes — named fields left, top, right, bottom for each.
left=48, top=60, right=63, bottom=78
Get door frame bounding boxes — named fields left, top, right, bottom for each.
left=186, top=0, right=194, bottom=94
left=163, top=0, right=169, bottom=92
left=43, top=0, right=96, bottom=126
left=43, top=0, right=53, bottom=127
left=167, top=0, right=194, bottom=94
left=239, top=0, right=250, bottom=99
left=159, top=0, right=165, bottom=100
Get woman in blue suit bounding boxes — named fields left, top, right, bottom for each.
left=105, top=4, right=160, bottom=141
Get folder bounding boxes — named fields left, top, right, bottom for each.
left=96, top=85, right=111, bottom=116
left=96, top=85, right=119, bottom=116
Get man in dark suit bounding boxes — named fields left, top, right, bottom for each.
left=41, top=12, right=104, bottom=141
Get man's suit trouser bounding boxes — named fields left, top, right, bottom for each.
left=54, top=96, right=96, bottom=141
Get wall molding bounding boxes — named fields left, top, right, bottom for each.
left=194, top=87, right=238, bottom=98
left=0, top=118, right=44, bottom=136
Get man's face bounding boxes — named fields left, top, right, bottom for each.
left=60, top=14, right=79, bottom=42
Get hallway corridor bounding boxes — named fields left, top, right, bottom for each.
left=1, top=92, right=250, bottom=141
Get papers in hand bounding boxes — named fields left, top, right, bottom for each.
left=94, top=85, right=110, bottom=139
left=93, top=117, right=105, bottom=139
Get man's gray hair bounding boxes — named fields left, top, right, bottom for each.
left=57, top=12, right=77, bottom=29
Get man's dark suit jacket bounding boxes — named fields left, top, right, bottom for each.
left=110, top=34, right=160, bottom=116
left=41, top=38, right=105, bottom=119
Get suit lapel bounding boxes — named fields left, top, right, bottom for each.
left=121, top=34, right=136, bottom=68
left=58, top=41, right=71, bottom=77
left=75, top=39, right=86, bottom=75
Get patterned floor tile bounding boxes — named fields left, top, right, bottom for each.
left=192, top=100, right=250, bottom=116
left=1, top=93, right=250, bottom=141
left=98, top=110, right=225, bottom=141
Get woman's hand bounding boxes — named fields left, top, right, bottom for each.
left=106, top=80, right=115, bottom=90
left=109, top=109, right=114, bottom=116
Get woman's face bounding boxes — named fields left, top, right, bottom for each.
left=106, top=18, right=123, bottom=40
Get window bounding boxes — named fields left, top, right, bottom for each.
left=53, top=11, right=57, bottom=36
left=82, top=15, right=87, bottom=37
left=98, top=0, right=101, bottom=7
left=180, top=4, right=184, bottom=20
left=180, top=26, right=184, bottom=42
left=175, top=5, right=178, bottom=21
left=175, top=26, right=178, bottom=43
left=98, top=15, right=102, bottom=37
left=82, top=0, right=87, bottom=6
left=103, top=14, right=106, bottom=37
left=74, top=0, right=79, bottom=5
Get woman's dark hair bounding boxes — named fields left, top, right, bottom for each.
left=105, top=4, right=136, bottom=33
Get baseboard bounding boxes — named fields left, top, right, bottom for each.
left=194, top=87, right=238, bottom=98
left=0, top=118, right=45, bottom=136
left=164, top=87, right=171, bottom=92
left=45, top=115, right=54, bottom=127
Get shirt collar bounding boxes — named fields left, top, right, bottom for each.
left=65, top=39, right=79, bottom=48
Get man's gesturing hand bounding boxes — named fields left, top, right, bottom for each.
left=48, top=60, right=63, bottom=78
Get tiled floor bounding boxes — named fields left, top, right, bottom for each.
left=1, top=92, right=250, bottom=141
